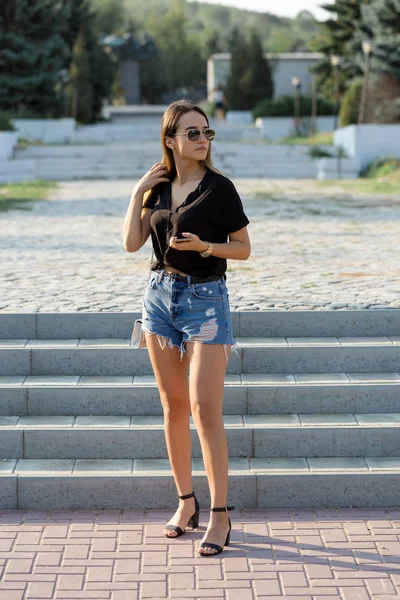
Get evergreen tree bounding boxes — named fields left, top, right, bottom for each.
left=358, top=0, right=400, bottom=80
left=241, top=30, right=273, bottom=109
left=226, top=30, right=273, bottom=110
left=310, top=0, right=363, bottom=98
left=0, top=0, right=71, bottom=116
left=225, top=30, right=249, bottom=110
left=63, top=0, right=118, bottom=123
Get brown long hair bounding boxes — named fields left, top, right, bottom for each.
left=143, top=99, right=220, bottom=208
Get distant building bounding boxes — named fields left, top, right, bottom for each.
left=207, top=52, right=324, bottom=101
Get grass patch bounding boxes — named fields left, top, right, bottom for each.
left=278, top=131, right=334, bottom=146
left=16, top=138, right=106, bottom=148
left=314, top=159, right=400, bottom=195
left=0, top=179, right=57, bottom=212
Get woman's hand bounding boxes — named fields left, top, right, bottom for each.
left=135, top=163, right=170, bottom=195
left=169, top=232, right=207, bottom=253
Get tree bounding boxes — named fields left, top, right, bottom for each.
left=226, top=30, right=273, bottom=111
left=225, top=29, right=249, bottom=110
left=63, top=0, right=118, bottom=123
left=142, top=0, right=205, bottom=101
left=0, top=0, right=71, bottom=116
left=359, top=0, right=400, bottom=80
left=310, top=0, right=363, bottom=99
left=241, top=30, right=273, bottom=109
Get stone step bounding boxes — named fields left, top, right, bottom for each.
left=1, top=373, right=399, bottom=416
left=2, top=457, right=400, bottom=509
left=2, top=413, right=400, bottom=460
left=1, top=338, right=400, bottom=376
left=2, top=310, right=399, bottom=340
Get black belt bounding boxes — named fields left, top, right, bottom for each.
left=155, top=269, right=226, bottom=284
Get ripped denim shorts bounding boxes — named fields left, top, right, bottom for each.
left=141, top=268, right=238, bottom=363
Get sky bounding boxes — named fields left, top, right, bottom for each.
left=189, top=0, right=334, bottom=20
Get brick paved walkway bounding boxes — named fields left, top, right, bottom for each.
left=1, top=508, right=400, bottom=599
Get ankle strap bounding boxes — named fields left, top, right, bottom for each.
left=210, top=505, right=235, bottom=512
left=178, top=491, right=195, bottom=500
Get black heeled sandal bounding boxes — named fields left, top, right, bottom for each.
left=163, top=491, right=200, bottom=538
left=199, top=504, right=235, bottom=555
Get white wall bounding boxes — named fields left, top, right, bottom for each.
left=14, top=118, right=75, bottom=143
left=334, top=124, right=400, bottom=169
left=256, top=116, right=335, bottom=141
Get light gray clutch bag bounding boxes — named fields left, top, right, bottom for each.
left=131, top=319, right=147, bottom=349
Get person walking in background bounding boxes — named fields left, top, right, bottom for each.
left=123, top=99, right=250, bottom=555
left=214, top=85, right=226, bottom=121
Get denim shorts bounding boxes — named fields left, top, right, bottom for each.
left=141, top=269, right=238, bottom=363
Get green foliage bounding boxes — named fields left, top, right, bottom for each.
left=359, top=0, right=400, bottom=81
left=64, top=1, right=119, bottom=123
left=0, top=111, right=15, bottom=131
left=140, top=0, right=204, bottom=103
left=361, top=157, right=400, bottom=178
left=122, top=0, right=319, bottom=54
left=308, top=145, right=334, bottom=158
left=310, top=0, right=362, bottom=99
left=225, top=29, right=273, bottom=111
left=312, top=0, right=400, bottom=106
left=0, top=0, right=71, bottom=117
left=252, top=95, right=334, bottom=119
left=338, top=77, right=363, bottom=126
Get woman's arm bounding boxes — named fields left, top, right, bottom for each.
left=123, top=188, right=147, bottom=252
left=203, top=227, right=251, bottom=260
left=122, top=163, right=169, bottom=252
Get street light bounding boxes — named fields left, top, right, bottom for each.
left=330, top=54, right=342, bottom=130
left=358, top=39, right=373, bottom=125
left=291, top=76, right=301, bottom=136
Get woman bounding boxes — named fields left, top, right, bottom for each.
left=123, top=99, right=251, bottom=556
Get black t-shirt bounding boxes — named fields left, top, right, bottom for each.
left=143, top=168, right=250, bottom=277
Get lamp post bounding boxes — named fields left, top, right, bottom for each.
left=330, top=55, right=342, bottom=130
left=311, top=74, right=317, bottom=138
left=358, top=39, right=373, bottom=125
left=291, top=76, right=301, bottom=136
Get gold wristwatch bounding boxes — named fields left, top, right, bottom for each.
left=199, top=241, right=214, bottom=258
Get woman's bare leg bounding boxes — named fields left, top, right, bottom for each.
left=145, top=333, right=195, bottom=536
left=185, top=341, right=232, bottom=554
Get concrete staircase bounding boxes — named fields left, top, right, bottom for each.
left=13, top=141, right=321, bottom=180
left=1, top=309, right=400, bottom=510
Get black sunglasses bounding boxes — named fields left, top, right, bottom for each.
left=173, top=128, right=216, bottom=142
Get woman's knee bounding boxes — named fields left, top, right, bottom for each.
left=160, top=391, right=190, bottom=420
left=191, top=402, right=223, bottom=429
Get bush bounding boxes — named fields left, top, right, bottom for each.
left=360, top=157, right=400, bottom=178
left=0, top=112, right=16, bottom=132
left=339, top=78, right=363, bottom=127
left=253, top=94, right=334, bottom=120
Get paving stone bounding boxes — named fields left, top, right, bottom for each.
left=1, top=178, right=399, bottom=312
